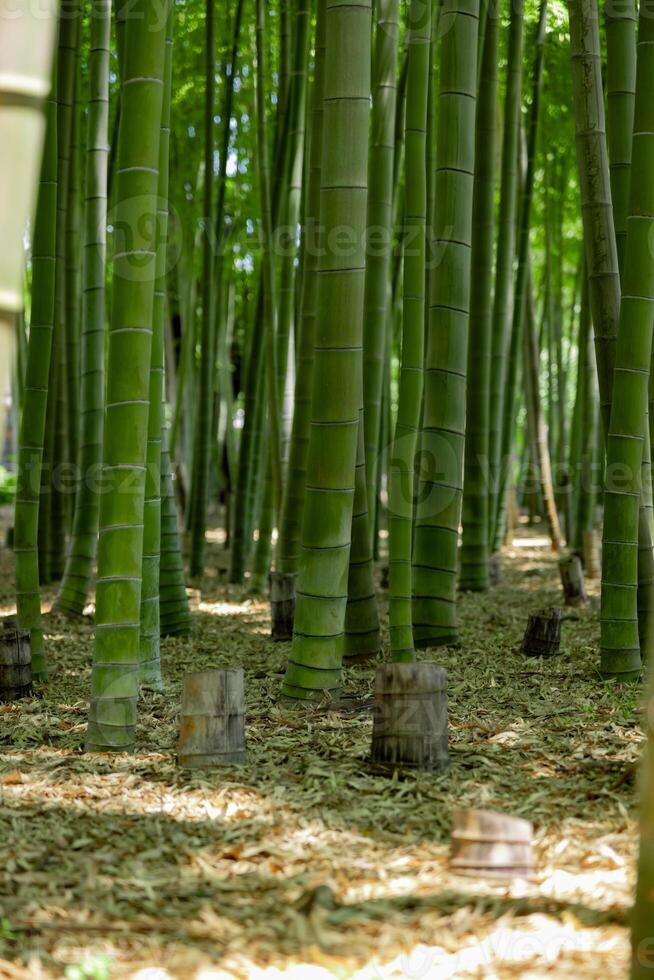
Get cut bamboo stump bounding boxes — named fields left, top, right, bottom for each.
left=0, top=617, right=32, bottom=701
left=521, top=607, right=563, bottom=658
left=450, top=809, right=535, bottom=880
left=559, top=554, right=587, bottom=607
left=371, top=663, right=449, bottom=773
left=380, top=565, right=389, bottom=590
left=177, top=668, right=246, bottom=768
left=4, top=526, right=13, bottom=551
left=583, top=528, right=600, bottom=580
left=270, top=571, right=296, bottom=641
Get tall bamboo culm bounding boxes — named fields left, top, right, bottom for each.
left=86, top=0, right=167, bottom=752
left=495, top=0, right=547, bottom=549
left=362, top=0, right=400, bottom=533
left=139, top=2, right=174, bottom=689
left=460, top=0, right=499, bottom=590
left=9, top=1, right=59, bottom=680
left=282, top=0, right=371, bottom=700
left=55, top=0, right=111, bottom=617
left=48, top=0, right=80, bottom=581
left=412, top=0, right=480, bottom=648
left=605, top=0, right=636, bottom=274
left=488, top=0, right=524, bottom=552
left=159, top=414, right=192, bottom=637
left=276, top=0, right=326, bottom=577
left=600, top=0, right=654, bottom=680
left=188, top=0, right=215, bottom=579
left=387, top=0, right=430, bottom=662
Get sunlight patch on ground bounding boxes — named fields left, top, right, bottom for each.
left=0, top=515, right=636, bottom=979
left=196, top=916, right=628, bottom=978
left=510, top=536, right=552, bottom=548
left=199, top=600, right=258, bottom=616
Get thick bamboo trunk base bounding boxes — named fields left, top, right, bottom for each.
left=0, top=617, right=32, bottom=701
left=583, top=528, right=600, bottom=580
left=521, top=607, right=563, bottom=658
left=450, top=809, right=534, bottom=880
left=371, top=662, right=449, bottom=773
left=177, top=668, right=246, bottom=767
left=269, top=572, right=296, bottom=641
left=559, top=554, right=588, bottom=607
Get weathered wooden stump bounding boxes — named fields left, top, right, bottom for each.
left=269, top=571, right=296, bottom=641
left=0, top=617, right=32, bottom=701
left=177, top=668, right=246, bottom=768
left=489, top=556, right=502, bottom=586
left=450, top=809, right=534, bottom=880
left=583, top=528, right=600, bottom=580
left=185, top=587, right=201, bottom=611
left=559, top=554, right=588, bottom=607
left=521, top=607, right=563, bottom=658
left=371, top=662, right=449, bottom=773
left=4, top=526, right=14, bottom=551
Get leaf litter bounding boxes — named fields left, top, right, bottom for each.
left=0, top=508, right=644, bottom=977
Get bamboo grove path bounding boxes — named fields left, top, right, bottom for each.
left=0, top=506, right=642, bottom=978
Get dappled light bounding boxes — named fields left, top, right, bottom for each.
left=3, top=0, right=654, bottom=973
left=0, top=510, right=639, bottom=977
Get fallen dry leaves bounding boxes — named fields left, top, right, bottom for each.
left=0, top=509, right=644, bottom=978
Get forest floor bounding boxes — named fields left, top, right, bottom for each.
left=0, top=506, right=645, bottom=979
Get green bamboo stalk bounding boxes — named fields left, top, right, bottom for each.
left=387, top=0, right=430, bottom=662
left=523, top=262, right=563, bottom=552
left=412, top=0, right=480, bottom=649
left=275, top=0, right=310, bottom=443
left=140, top=2, right=174, bottom=689
left=86, top=0, right=167, bottom=752
left=569, top=0, right=654, bottom=670
left=47, top=1, right=81, bottom=581
left=255, top=0, right=283, bottom=527
left=488, top=0, right=524, bottom=553
left=64, top=55, right=81, bottom=479
left=229, top=284, right=265, bottom=583
left=159, top=411, right=192, bottom=637
left=48, top=318, right=69, bottom=579
left=600, top=0, right=654, bottom=681
left=276, top=0, right=327, bottom=576
left=188, top=0, right=216, bottom=579
left=281, top=0, right=371, bottom=701
left=568, top=0, right=620, bottom=431
left=570, top=272, right=598, bottom=554
left=37, top=360, right=55, bottom=584
left=605, top=0, right=636, bottom=273
left=494, top=0, right=547, bottom=553
left=13, top=37, right=59, bottom=681
left=55, top=0, right=111, bottom=616
left=459, top=0, right=499, bottom=591
left=363, top=0, right=400, bottom=533
left=14, top=312, right=27, bottom=413
left=344, top=411, right=380, bottom=661
left=251, top=0, right=312, bottom=593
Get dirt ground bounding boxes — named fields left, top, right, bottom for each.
left=0, top=506, right=644, bottom=978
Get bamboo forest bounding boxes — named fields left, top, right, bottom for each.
left=3, top=0, right=654, bottom=974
